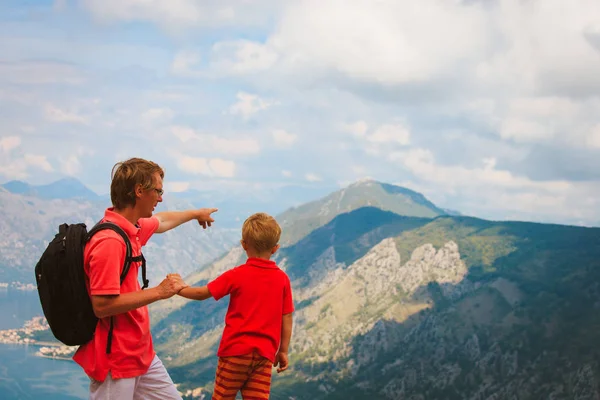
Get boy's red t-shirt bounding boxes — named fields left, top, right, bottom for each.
left=73, top=208, right=159, bottom=382
left=207, top=258, right=294, bottom=362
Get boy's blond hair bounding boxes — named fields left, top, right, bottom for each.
left=242, top=213, right=281, bottom=253
left=110, top=158, right=164, bottom=209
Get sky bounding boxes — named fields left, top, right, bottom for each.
left=1, top=0, right=600, bottom=227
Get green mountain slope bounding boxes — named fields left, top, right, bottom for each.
left=272, top=217, right=600, bottom=399
left=279, top=207, right=431, bottom=286
left=154, top=212, right=600, bottom=399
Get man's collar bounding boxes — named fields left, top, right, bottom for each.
left=103, top=208, right=140, bottom=237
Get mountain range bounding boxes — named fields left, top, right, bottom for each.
left=0, top=177, right=339, bottom=284
left=146, top=180, right=600, bottom=400
left=0, top=179, right=239, bottom=284
left=4, top=177, right=600, bottom=399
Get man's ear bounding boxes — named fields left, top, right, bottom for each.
left=134, top=184, right=144, bottom=198
left=271, top=244, right=280, bottom=255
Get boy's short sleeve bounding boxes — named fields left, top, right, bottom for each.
left=282, top=274, right=294, bottom=315
left=88, top=237, right=125, bottom=296
left=207, top=269, right=236, bottom=301
left=138, top=217, right=159, bottom=246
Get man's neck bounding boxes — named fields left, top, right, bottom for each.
left=113, top=207, right=142, bottom=226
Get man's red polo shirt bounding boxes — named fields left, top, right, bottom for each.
left=207, top=257, right=294, bottom=363
left=73, top=208, right=159, bottom=382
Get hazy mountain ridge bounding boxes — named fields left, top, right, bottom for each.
left=0, top=188, right=238, bottom=284
left=1, top=178, right=101, bottom=200
left=277, top=179, right=446, bottom=246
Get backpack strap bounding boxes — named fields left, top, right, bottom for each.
left=87, top=222, right=133, bottom=284
left=86, top=222, right=148, bottom=354
left=131, top=254, right=148, bottom=290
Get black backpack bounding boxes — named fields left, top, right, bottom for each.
left=34, top=221, right=149, bottom=353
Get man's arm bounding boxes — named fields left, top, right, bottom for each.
left=91, top=274, right=186, bottom=318
left=178, top=285, right=212, bottom=301
left=275, top=313, right=293, bottom=373
left=154, top=208, right=218, bottom=233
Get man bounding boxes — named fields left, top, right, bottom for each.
left=73, top=157, right=217, bottom=399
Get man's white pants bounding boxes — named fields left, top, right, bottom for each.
left=89, top=355, right=182, bottom=400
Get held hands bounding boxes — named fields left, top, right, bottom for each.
left=157, top=273, right=189, bottom=299
left=195, top=208, right=218, bottom=229
left=274, top=351, right=289, bottom=373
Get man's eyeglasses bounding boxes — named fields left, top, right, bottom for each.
left=153, top=188, right=164, bottom=196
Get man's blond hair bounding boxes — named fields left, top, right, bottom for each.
left=242, top=213, right=281, bottom=253
left=110, top=158, right=164, bottom=209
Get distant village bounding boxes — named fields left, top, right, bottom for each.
left=0, top=281, right=36, bottom=290
left=0, top=315, right=76, bottom=360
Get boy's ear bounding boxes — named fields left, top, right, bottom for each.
left=240, top=239, right=247, bottom=251
left=271, top=244, right=280, bottom=255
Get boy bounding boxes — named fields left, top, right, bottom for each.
left=178, top=212, right=294, bottom=400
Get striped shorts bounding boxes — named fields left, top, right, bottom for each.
left=212, top=351, right=273, bottom=400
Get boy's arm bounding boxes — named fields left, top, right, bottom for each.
left=154, top=208, right=218, bottom=233
left=178, top=285, right=213, bottom=301
left=275, top=313, right=293, bottom=373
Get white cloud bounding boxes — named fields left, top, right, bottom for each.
left=178, top=156, right=211, bottom=175
left=4, top=0, right=600, bottom=228
left=0, top=163, right=27, bottom=180
left=170, top=50, right=202, bottom=76
left=24, top=155, right=53, bottom=172
left=368, top=124, right=410, bottom=145
left=171, top=126, right=260, bottom=155
left=60, top=155, right=81, bottom=176
left=208, top=158, right=236, bottom=178
left=272, top=129, right=297, bottom=147
left=44, top=105, right=88, bottom=124
left=177, top=155, right=236, bottom=178
left=201, top=1, right=600, bottom=111
left=80, top=0, right=279, bottom=30
left=171, top=126, right=197, bottom=142
left=211, top=40, right=278, bottom=75
left=305, top=173, right=322, bottom=182
left=385, top=148, right=600, bottom=226
left=58, top=147, right=94, bottom=176
left=0, top=136, right=21, bottom=152
left=342, top=121, right=368, bottom=137
left=166, top=181, right=191, bottom=193
left=142, top=108, right=174, bottom=123
left=210, top=0, right=488, bottom=85
left=499, top=118, right=549, bottom=142
left=464, top=95, right=600, bottom=147
left=496, top=97, right=580, bottom=143
left=229, top=92, right=275, bottom=120
left=82, top=0, right=205, bottom=27
left=210, top=137, right=260, bottom=155
left=396, top=148, right=570, bottom=192
left=0, top=61, right=85, bottom=85
left=588, top=124, right=600, bottom=148
left=352, top=165, right=366, bottom=175
left=1, top=154, right=55, bottom=178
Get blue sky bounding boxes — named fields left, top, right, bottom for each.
left=1, top=0, right=600, bottom=226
